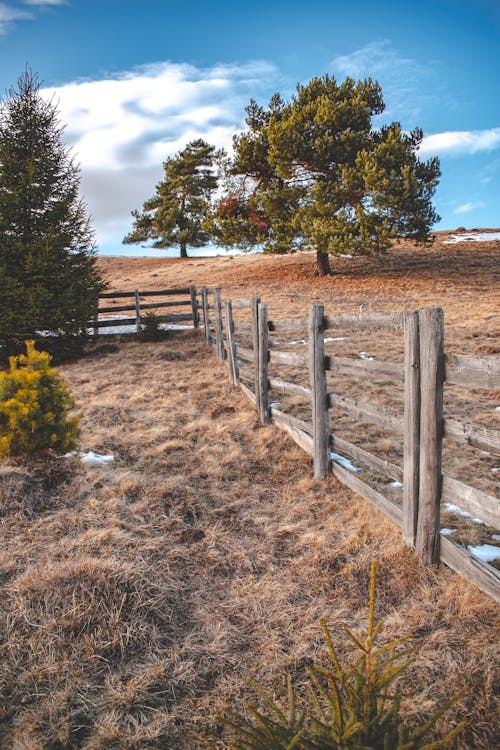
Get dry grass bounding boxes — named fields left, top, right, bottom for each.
left=0, top=233, right=499, bottom=748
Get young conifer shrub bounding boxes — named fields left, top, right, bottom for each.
left=215, top=562, right=464, bottom=749
left=138, top=312, right=170, bottom=342
left=0, top=340, right=80, bottom=458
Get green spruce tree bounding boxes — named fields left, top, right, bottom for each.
left=123, top=139, right=220, bottom=258
left=0, top=69, right=105, bottom=356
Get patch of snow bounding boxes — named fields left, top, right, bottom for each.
left=387, top=480, right=402, bottom=488
left=270, top=401, right=280, bottom=409
left=467, top=544, right=500, bottom=563
left=89, top=317, right=193, bottom=336
left=339, top=253, right=353, bottom=258
left=492, top=534, right=500, bottom=541
left=491, top=467, right=500, bottom=473
left=440, top=528, right=456, bottom=536
left=359, top=352, right=374, bottom=361
left=324, top=337, right=349, bottom=343
left=65, top=451, right=114, bottom=464
left=330, top=452, right=361, bottom=472
left=443, top=502, right=486, bottom=525
left=288, top=339, right=307, bottom=346
left=495, top=406, right=500, bottom=412
left=443, top=232, right=500, bottom=244
left=101, top=244, right=264, bottom=259
left=481, top=450, right=491, bottom=456
left=90, top=324, right=134, bottom=335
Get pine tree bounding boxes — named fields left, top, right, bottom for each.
left=217, top=75, right=441, bottom=275
left=215, top=563, right=464, bottom=750
left=123, top=139, right=220, bottom=258
left=0, top=340, right=80, bottom=458
left=0, top=69, right=105, bottom=356
left=211, top=97, right=304, bottom=256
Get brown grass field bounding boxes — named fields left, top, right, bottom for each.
left=0, top=231, right=499, bottom=748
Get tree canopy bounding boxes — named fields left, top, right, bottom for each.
left=0, top=69, right=104, bottom=356
left=213, top=74, right=441, bottom=274
left=123, top=139, right=220, bottom=258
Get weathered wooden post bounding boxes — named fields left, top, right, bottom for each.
left=201, top=287, right=210, bottom=344
left=189, top=285, right=199, bottom=328
left=214, top=286, right=224, bottom=361
left=93, top=298, right=100, bottom=337
left=308, top=304, right=330, bottom=478
left=257, top=302, right=270, bottom=424
left=224, top=300, right=239, bottom=385
left=402, top=310, right=420, bottom=546
left=250, top=296, right=261, bottom=416
left=134, top=290, right=141, bottom=333
left=416, top=307, right=444, bottom=565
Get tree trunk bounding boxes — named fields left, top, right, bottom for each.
left=180, top=242, right=188, bottom=258
left=315, top=250, right=332, bottom=276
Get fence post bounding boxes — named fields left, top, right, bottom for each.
left=251, top=296, right=261, bottom=416
left=134, top=290, right=141, bottom=333
left=415, top=307, right=444, bottom=566
left=93, top=299, right=99, bottom=337
left=308, top=304, right=330, bottom=478
left=224, top=300, right=239, bottom=385
left=214, top=287, right=224, bottom=361
left=201, top=287, right=210, bottom=343
left=402, top=311, right=420, bottom=546
left=257, top=302, right=270, bottom=424
left=189, top=285, right=199, bottom=328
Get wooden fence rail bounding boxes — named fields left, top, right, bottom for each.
left=90, top=285, right=200, bottom=334
left=200, top=286, right=500, bottom=602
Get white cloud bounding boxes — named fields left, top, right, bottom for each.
left=42, top=61, right=280, bottom=249
left=479, top=157, right=500, bottom=184
left=419, top=128, right=500, bottom=156
left=0, top=3, right=33, bottom=33
left=43, top=61, right=276, bottom=171
left=333, top=40, right=423, bottom=81
left=0, top=0, right=65, bottom=34
left=24, top=0, right=66, bottom=5
left=331, top=40, right=440, bottom=125
left=454, top=201, right=485, bottom=215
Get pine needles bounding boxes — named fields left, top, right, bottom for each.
left=0, top=340, right=80, bottom=458
left=216, top=562, right=465, bottom=750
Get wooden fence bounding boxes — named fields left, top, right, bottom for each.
left=90, top=285, right=199, bottom=334
left=201, top=286, right=500, bottom=602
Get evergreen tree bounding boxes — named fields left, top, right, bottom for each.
left=217, top=75, right=441, bottom=275
left=123, top=139, right=220, bottom=258
left=211, top=96, right=304, bottom=255
left=0, top=69, right=104, bottom=355
left=0, top=340, right=80, bottom=458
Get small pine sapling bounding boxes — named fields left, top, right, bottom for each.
left=138, top=312, right=170, bottom=342
left=215, top=562, right=464, bottom=750
left=0, top=340, right=80, bottom=458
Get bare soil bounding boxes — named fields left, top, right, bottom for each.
left=0, top=233, right=498, bottom=749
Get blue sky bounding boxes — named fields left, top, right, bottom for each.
left=1, top=0, right=499, bottom=255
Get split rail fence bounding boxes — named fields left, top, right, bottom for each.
left=200, top=286, right=500, bottom=602
left=90, top=285, right=199, bottom=334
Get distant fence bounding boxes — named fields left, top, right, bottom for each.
left=201, top=286, right=500, bottom=602
left=90, top=286, right=199, bottom=334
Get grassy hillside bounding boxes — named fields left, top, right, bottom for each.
left=96, top=231, right=499, bottom=348
left=0, top=233, right=498, bottom=748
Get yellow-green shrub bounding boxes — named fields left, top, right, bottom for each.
left=0, top=340, right=80, bottom=458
